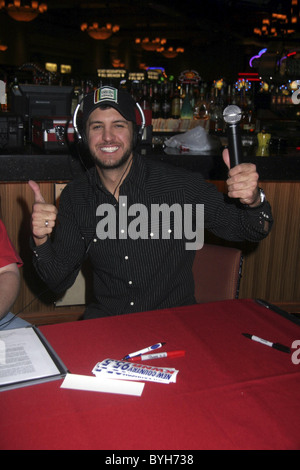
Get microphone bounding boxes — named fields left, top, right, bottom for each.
left=223, top=105, right=243, bottom=167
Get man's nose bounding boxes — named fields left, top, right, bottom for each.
left=102, top=126, right=114, bottom=141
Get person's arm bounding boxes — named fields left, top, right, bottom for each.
left=188, top=150, right=272, bottom=243
left=28, top=180, right=86, bottom=293
left=0, top=263, right=20, bottom=320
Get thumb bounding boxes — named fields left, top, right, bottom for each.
left=28, top=180, right=46, bottom=204
left=222, top=148, right=231, bottom=170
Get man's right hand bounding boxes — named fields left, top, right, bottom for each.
left=29, top=180, right=58, bottom=245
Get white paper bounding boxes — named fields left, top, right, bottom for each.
left=61, top=373, right=144, bottom=396
left=0, top=327, right=61, bottom=390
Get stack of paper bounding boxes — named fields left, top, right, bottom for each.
left=92, top=358, right=178, bottom=384
left=61, top=373, right=145, bottom=397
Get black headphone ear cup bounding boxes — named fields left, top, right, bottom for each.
left=133, top=125, right=143, bottom=148
left=80, top=129, right=88, bottom=149
left=134, top=103, right=145, bottom=148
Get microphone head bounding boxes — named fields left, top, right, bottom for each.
left=223, top=105, right=242, bottom=124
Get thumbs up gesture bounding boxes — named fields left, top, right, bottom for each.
left=28, top=180, right=58, bottom=245
left=222, top=148, right=260, bottom=207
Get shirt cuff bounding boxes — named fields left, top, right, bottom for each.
left=243, top=200, right=273, bottom=232
left=30, top=236, right=54, bottom=262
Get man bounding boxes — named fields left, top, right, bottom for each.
left=0, top=219, right=29, bottom=329
left=29, top=86, right=272, bottom=319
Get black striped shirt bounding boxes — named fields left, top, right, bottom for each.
left=32, top=154, right=272, bottom=318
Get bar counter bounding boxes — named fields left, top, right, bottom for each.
left=0, top=144, right=299, bottom=325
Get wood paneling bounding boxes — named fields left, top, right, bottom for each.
left=239, top=181, right=300, bottom=304
left=0, top=179, right=299, bottom=325
left=205, top=180, right=300, bottom=309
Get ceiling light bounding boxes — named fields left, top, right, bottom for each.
left=0, top=1, right=47, bottom=22
left=135, top=37, right=167, bottom=51
left=254, top=1, right=299, bottom=37
left=81, top=22, right=120, bottom=40
left=159, top=46, right=184, bottom=59
left=0, top=41, right=7, bottom=51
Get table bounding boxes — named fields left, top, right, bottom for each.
left=1, top=299, right=300, bottom=450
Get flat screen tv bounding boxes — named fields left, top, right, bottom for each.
left=11, top=84, right=73, bottom=118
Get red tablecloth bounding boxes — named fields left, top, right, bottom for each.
left=1, top=299, right=300, bottom=450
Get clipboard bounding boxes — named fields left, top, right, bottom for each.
left=0, top=326, right=68, bottom=392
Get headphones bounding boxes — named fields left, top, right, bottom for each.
left=72, top=96, right=146, bottom=149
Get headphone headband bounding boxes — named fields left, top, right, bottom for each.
left=135, top=102, right=146, bottom=135
left=72, top=101, right=82, bottom=141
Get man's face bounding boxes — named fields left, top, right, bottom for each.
left=86, top=106, right=134, bottom=170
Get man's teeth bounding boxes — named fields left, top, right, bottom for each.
left=101, top=146, right=119, bottom=153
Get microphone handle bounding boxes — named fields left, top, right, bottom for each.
left=227, top=123, right=242, bottom=167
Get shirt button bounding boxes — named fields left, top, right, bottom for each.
left=124, top=255, right=129, bottom=260
left=128, top=280, right=133, bottom=285
left=120, top=229, right=125, bottom=234
left=130, top=301, right=134, bottom=306
left=93, top=238, right=97, bottom=242
left=150, top=232, right=154, bottom=237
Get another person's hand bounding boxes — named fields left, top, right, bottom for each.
left=29, top=180, right=58, bottom=245
left=222, top=148, right=260, bottom=207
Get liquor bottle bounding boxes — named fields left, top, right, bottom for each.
left=171, top=83, right=181, bottom=119
left=194, top=85, right=208, bottom=120
left=151, top=84, right=161, bottom=118
left=0, top=72, right=7, bottom=112
left=241, top=96, right=256, bottom=134
left=130, top=81, right=140, bottom=103
left=256, top=127, right=271, bottom=156
left=180, top=84, right=193, bottom=119
left=70, top=79, right=79, bottom=114
left=189, top=84, right=198, bottom=111
left=209, top=88, right=223, bottom=134
left=7, top=76, right=21, bottom=112
left=161, top=84, right=171, bottom=119
left=140, top=83, right=150, bottom=110
left=78, top=81, right=85, bottom=103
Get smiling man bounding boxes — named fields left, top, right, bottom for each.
left=29, top=86, right=273, bottom=320
left=87, top=106, right=133, bottom=169
left=84, top=88, right=136, bottom=197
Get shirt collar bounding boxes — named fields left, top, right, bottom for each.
left=90, top=152, right=147, bottom=194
